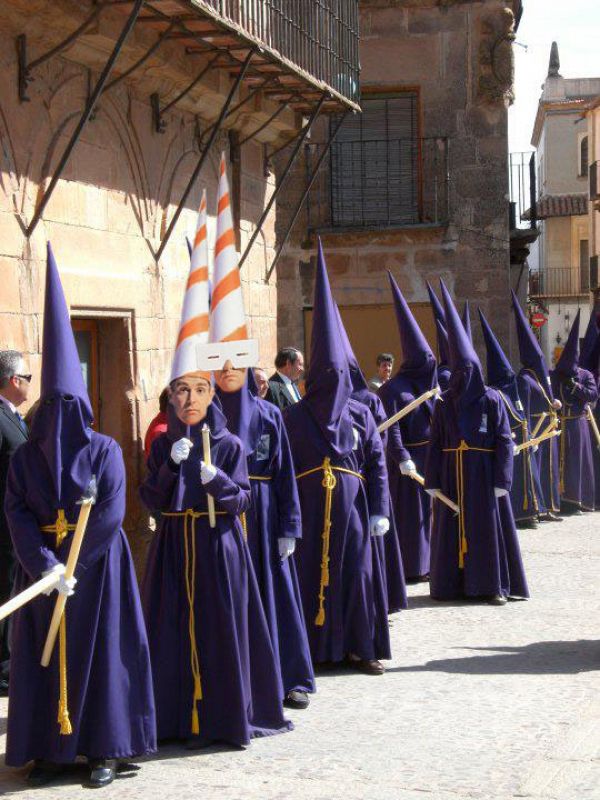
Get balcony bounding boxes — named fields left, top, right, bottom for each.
left=529, top=266, right=590, bottom=299
left=133, top=0, right=361, bottom=113
left=306, top=136, right=450, bottom=231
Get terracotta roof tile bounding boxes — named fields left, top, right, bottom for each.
left=522, top=193, right=588, bottom=220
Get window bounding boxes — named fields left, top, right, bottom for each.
left=579, top=135, right=589, bottom=177
left=330, top=93, right=420, bottom=227
left=72, top=319, right=99, bottom=424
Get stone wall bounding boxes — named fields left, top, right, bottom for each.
left=276, top=0, right=521, bottom=368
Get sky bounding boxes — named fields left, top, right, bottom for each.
left=508, top=0, right=600, bottom=154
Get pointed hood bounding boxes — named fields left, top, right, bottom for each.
left=30, top=242, right=93, bottom=503
left=511, top=289, right=553, bottom=394
left=478, top=307, right=522, bottom=408
left=440, top=279, right=486, bottom=434
left=304, top=239, right=354, bottom=456
left=462, top=300, right=473, bottom=343
left=580, top=306, right=600, bottom=378
left=555, top=310, right=581, bottom=377
left=426, top=281, right=450, bottom=368
left=333, top=301, right=369, bottom=396
left=388, top=272, right=437, bottom=390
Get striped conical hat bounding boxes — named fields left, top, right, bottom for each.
left=209, top=153, right=248, bottom=344
left=170, top=189, right=210, bottom=382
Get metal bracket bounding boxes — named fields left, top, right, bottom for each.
left=238, top=93, right=326, bottom=271
left=155, top=47, right=255, bottom=261
left=265, top=110, right=349, bottom=283
left=25, top=0, right=145, bottom=237
left=151, top=52, right=222, bottom=133
left=17, top=5, right=103, bottom=102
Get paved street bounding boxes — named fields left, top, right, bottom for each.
left=0, top=512, right=598, bottom=799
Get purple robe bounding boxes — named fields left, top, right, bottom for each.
left=218, top=386, right=315, bottom=698
left=551, top=367, right=598, bottom=511
left=517, top=369, right=560, bottom=514
left=379, top=378, right=434, bottom=580
left=424, top=390, right=530, bottom=600
left=497, top=391, right=540, bottom=522
left=5, top=433, right=156, bottom=766
left=140, top=406, right=291, bottom=746
left=284, top=399, right=391, bottom=663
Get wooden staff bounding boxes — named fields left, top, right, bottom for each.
left=409, top=471, right=460, bottom=514
left=513, top=427, right=561, bottom=455
left=41, top=479, right=97, bottom=667
left=586, top=405, right=600, bottom=449
left=201, top=423, right=216, bottom=528
left=530, top=412, right=548, bottom=438
left=377, top=386, right=440, bottom=434
left=0, top=571, right=63, bottom=622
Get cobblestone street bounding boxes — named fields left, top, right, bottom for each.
left=0, top=512, right=598, bottom=799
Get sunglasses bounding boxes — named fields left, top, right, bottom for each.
left=15, top=374, right=32, bottom=383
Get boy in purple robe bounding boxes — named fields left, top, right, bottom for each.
left=479, top=309, right=541, bottom=529
left=424, top=282, right=529, bottom=604
left=215, top=364, right=315, bottom=710
left=283, top=241, right=391, bottom=674
left=141, top=370, right=292, bottom=747
left=550, top=311, right=598, bottom=513
left=4, top=244, right=156, bottom=788
left=580, top=309, right=600, bottom=509
left=333, top=302, right=408, bottom=613
left=379, top=273, right=438, bottom=582
left=426, top=282, right=451, bottom=391
left=512, top=291, right=562, bottom=521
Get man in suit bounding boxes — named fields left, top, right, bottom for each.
left=266, top=348, right=305, bottom=411
left=0, top=350, right=30, bottom=692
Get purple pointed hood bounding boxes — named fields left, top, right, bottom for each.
left=30, top=242, right=93, bottom=504
left=333, top=302, right=369, bottom=397
left=389, top=272, right=437, bottom=389
left=440, top=280, right=487, bottom=434
left=511, top=290, right=553, bottom=393
left=426, top=281, right=450, bottom=368
left=462, top=300, right=473, bottom=343
left=304, top=240, right=354, bottom=457
left=478, top=307, right=521, bottom=407
left=216, top=371, right=261, bottom=456
left=555, top=310, right=581, bottom=377
left=580, top=307, right=600, bottom=378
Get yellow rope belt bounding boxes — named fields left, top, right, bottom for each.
left=441, top=440, right=494, bottom=569
left=40, top=510, right=76, bottom=735
left=296, top=458, right=365, bottom=627
left=405, top=440, right=429, bottom=447
left=162, top=509, right=226, bottom=734
left=240, top=476, right=273, bottom=540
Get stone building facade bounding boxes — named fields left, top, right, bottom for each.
left=276, top=0, right=524, bottom=373
left=0, top=0, right=359, bottom=566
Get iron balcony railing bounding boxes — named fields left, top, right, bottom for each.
left=306, top=136, right=450, bottom=230
left=509, top=151, right=536, bottom=230
left=529, top=266, right=591, bottom=299
left=190, top=0, right=360, bottom=108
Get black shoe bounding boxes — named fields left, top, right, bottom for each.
left=87, top=759, right=117, bottom=788
left=516, top=519, right=538, bottom=529
left=27, top=761, right=66, bottom=787
left=347, top=655, right=385, bottom=675
left=538, top=512, right=563, bottom=522
left=284, top=690, right=309, bottom=709
left=487, top=594, right=508, bottom=606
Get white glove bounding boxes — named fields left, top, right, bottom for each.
left=278, top=537, right=296, bottom=560
left=494, top=487, right=509, bottom=498
left=552, top=399, right=562, bottom=410
left=170, top=437, right=193, bottom=465
left=42, top=563, right=76, bottom=597
left=399, top=459, right=417, bottom=476
left=200, top=461, right=217, bottom=484
left=369, top=515, right=389, bottom=536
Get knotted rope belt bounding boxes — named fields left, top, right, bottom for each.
left=162, top=508, right=226, bottom=734
left=441, top=440, right=494, bottom=569
left=40, top=510, right=76, bottom=735
left=295, top=457, right=365, bottom=627
left=240, top=475, right=273, bottom=540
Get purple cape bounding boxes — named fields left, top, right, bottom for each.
left=140, top=403, right=292, bottom=745
left=216, top=381, right=315, bottom=696
left=5, top=242, right=155, bottom=765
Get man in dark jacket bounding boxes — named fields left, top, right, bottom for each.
left=0, top=350, right=30, bottom=692
left=266, top=348, right=304, bottom=411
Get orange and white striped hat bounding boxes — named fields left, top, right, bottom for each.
left=209, top=153, right=248, bottom=344
left=170, top=189, right=211, bottom=383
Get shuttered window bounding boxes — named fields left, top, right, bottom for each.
left=330, top=93, right=419, bottom=227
